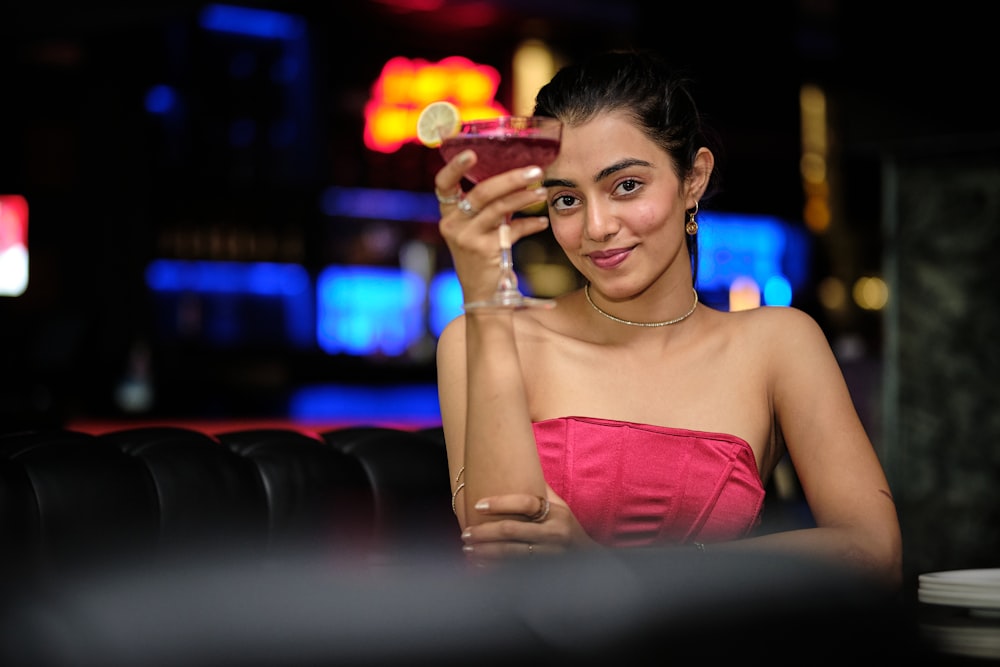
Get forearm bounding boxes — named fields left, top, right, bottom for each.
left=461, top=312, right=547, bottom=522
left=717, top=526, right=903, bottom=590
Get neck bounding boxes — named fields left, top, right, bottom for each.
left=584, top=284, right=698, bottom=328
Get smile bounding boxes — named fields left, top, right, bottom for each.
left=587, top=248, right=632, bottom=269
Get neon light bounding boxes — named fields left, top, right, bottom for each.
left=729, top=275, right=761, bottom=311
left=763, top=275, right=793, bottom=306
left=316, top=265, right=426, bottom=356
left=144, top=84, right=177, bottom=115
left=0, top=195, right=29, bottom=297
left=429, top=270, right=464, bottom=335
left=142, top=207, right=809, bottom=354
left=364, top=55, right=509, bottom=153
left=288, top=383, right=441, bottom=424
left=145, top=260, right=313, bottom=346
left=320, top=186, right=441, bottom=223
left=198, top=4, right=305, bottom=40
left=319, top=189, right=811, bottom=308
left=697, top=211, right=810, bottom=305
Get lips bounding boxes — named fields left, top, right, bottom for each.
left=588, top=247, right=632, bottom=269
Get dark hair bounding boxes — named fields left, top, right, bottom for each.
left=533, top=49, right=722, bottom=279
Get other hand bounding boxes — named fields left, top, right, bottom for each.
left=460, top=488, right=598, bottom=564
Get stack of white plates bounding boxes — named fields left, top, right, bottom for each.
left=919, top=568, right=1000, bottom=660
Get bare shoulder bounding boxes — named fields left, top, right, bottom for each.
left=704, top=306, right=834, bottom=373
left=719, top=304, right=825, bottom=341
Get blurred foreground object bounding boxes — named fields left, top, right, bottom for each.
left=1, top=546, right=936, bottom=667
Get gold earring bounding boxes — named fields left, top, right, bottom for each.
left=685, top=201, right=699, bottom=235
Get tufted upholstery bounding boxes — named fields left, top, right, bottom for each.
left=0, top=426, right=933, bottom=667
left=0, top=424, right=458, bottom=574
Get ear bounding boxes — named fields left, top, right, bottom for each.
left=685, top=147, right=715, bottom=206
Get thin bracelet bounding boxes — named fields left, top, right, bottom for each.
left=451, top=466, right=465, bottom=515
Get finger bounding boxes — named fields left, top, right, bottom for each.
left=449, top=186, right=547, bottom=229
left=434, top=149, right=475, bottom=202
left=504, top=215, right=550, bottom=244
left=474, top=494, right=551, bottom=518
left=462, top=518, right=536, bottom=546
left=435, top=186, right=462, bottom=205
left=463, top=540, right=537, bottom=561
left=461, top=166, right=544, bottom=209
left=456, top=196, right=477, bottom=217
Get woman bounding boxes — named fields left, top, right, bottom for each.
left=433, top=49, right=901, bottom=588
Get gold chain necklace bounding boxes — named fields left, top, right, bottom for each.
left=584, top=284, right=698, bottom=327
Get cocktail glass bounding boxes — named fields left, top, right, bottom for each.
left=439, top=116, right=562, bottom=310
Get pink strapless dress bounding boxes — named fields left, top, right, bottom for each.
left=533, top=416, right=764, bottom=548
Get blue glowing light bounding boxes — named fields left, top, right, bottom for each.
left=288, top=383, right=441, bottom=424
left=144, top=196, right=811, bottom=358
left=145, top=260, right=313, bottom=346
left=144, top=84, right=177, bottom=115
left=763, top=275, right=793, bottom=306
left=320, top=187, right=441, bottom=223
left=696, top=211, right=810, bottom=305
left=321, top=190, right=810, bottom=308
left=315, top=265, right=426, bottom=356
left=199, top=4, right=305, bottom=40
left=429, top=270, right=464, bottom=336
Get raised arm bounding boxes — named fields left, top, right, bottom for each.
left=434, top=150, right=552, bottom=530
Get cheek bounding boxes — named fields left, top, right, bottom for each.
left=630, top=202, right=670, bottom=233
left=550, top=217, right=581, bottom=250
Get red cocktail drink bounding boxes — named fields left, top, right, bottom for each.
left=440, top=135, right=560, bottom=183
left=439, top=116, right=563, bottom=309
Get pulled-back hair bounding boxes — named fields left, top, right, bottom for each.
left=533, top=49, right=722, bottom=277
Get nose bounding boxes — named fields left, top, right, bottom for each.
left=584, top=202, right=620, bottom=242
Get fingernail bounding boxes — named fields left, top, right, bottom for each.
left=462, top=545, right=474, bottom=553
left=461, top=528, right=471, bottom=539
left=532, top=187, right=547, bottom=197
left=523, top=166, right=542, bottom=179
left=458, top=150, right=473, bottom=164
left=474, top=499, right=489, bottom=510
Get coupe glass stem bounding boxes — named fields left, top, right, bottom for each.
left=496, top=219, right=519, bottom=296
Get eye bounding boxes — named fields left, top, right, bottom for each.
left=613, top=178, right=642, bottom=196
left=550, top=193, right=580, bottom=212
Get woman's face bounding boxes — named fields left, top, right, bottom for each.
left=543, top=111, right=690, bottom=299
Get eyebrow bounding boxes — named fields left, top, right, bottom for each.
left=542, top=157, right=654, bottom=189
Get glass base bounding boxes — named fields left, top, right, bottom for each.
left=464, top=290, right=556, bottom=311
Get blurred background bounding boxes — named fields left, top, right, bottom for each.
left=1, top=0, right=998, bottom=577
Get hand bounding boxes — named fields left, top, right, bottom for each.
left=460, top=488, right=598, bottom=564
left=434, top=150, right=550, bottom=306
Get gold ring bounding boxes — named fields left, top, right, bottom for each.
left=435, top=188, right=462, bottom=205
left=457, top=197, right=476, bottom=217
left=528, top=496, right=550, bottom=523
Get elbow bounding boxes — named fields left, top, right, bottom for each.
left=849, top=530, right=903, bottom=592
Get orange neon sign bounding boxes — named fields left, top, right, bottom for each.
left=363, top=55, right=509, bottom=153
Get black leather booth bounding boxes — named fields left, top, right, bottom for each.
left=0, top=424, right=457, bottom=574
left=0, top=423, right=947, bottom=666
